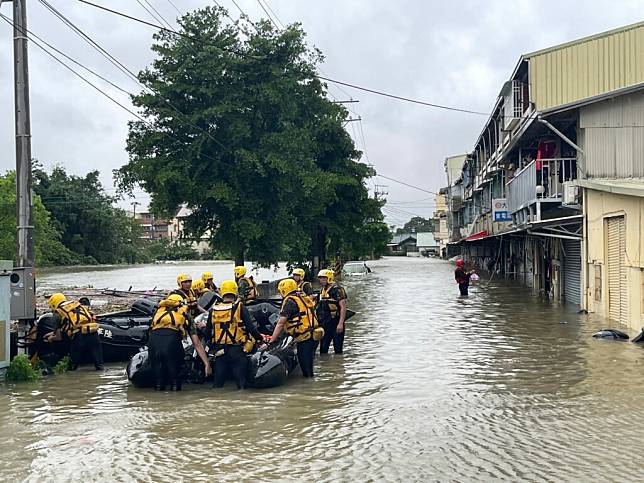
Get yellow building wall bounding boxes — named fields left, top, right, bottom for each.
left=530, top=23, right=644, bottom=111
left=585, top=189, right=644, bottom=329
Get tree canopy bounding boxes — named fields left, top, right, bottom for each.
left=116, top=6, right=388, bottom=267
left=33, top=164, right=145, bottom=265
left=395, top=216, right=435, bottom=235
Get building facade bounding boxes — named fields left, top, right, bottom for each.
left=443, top=21, right=644, bottom=328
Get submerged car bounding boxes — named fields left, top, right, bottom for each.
left=342, top=261, right=372, bottom=277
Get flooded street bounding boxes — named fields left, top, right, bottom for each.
left=2, top=257, right=644, bottom=481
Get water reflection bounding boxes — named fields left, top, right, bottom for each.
left=2, top=257, right=644, bottom=481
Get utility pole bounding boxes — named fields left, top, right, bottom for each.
left=13, top=0, right=34, bottom=269
left=374, top=184, right=388, bottom=202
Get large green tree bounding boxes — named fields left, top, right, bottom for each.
left=34, top=165, right=144, bottom=264
left=116, top=6, right=379, bottom=267
left=0, top=171, right=79, bottom=266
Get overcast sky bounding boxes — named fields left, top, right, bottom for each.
left=1, top=0, right=643, bottom=226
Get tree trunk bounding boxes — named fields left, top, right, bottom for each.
left=235, top=247, right=244, bottom=267
left=311, top=224, right=327, bottom=273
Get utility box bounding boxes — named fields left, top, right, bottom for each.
left=0, top=261, right=12, bottom=369
left=10, top=266, right=36, bottom=320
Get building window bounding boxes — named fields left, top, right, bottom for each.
left=594, top=265, right=602, bottom=302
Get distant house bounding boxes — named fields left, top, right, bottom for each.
left=416, top=232, right=439, bottom=256
left=133, top=211, right=171, bottom=241
left=387, top=233, right=418, bottom=256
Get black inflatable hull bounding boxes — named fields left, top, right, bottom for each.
left=127, top=338, right=298, bottom=389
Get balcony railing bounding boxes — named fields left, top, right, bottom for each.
left=507, top=158, right=577, bottom=214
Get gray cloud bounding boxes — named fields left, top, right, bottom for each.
left=1, top=0, right=643, bottom=223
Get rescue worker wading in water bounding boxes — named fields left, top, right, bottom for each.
left=44, top=293, right=104, bottom=371
left=207, top=280, right=264, bottom=389
left=265, top=278, right=324, bottom=378
left=234, top=266, right=258, bottom=304
left=315, top=269, right=347, bottom=355
left=292, top=268, right=313, bottom=296
left=171, top=274, right=204, bottom=317
left=149, top=293, right=211, bottom=391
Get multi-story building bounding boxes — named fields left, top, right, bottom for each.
left=444, top=21, right=644, bottom=327
left=433, top=190, right=449, bottom=257
left=134, top=211, right=171, bottom=240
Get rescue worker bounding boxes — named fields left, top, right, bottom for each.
left=149, top=293, right=211, bottom=391
left=171, top=274, right=203, bottom=316
left=316, top=269, right=347, bottom=355
left=191, top=279, right=210, bottom=297
left=208, top=280, right=264, bottom=389
left=292, top=268, right=313, bottom=296
left=201, top=271, right=218, bottom=292
left=43, top=293, right=104, bottom=371
left=266, top=279, right=323, bottom=378
left=454, top=259, right=475, bottom=296
left=234, top=266, right=258, bottom=303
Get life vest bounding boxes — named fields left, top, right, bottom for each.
left=297, top=280, right=312, bottom=295
left=240, top=277, right=258, bottom=302
left=282, top=293, right=318, bottom=342
left=56, top=301, right=98, bottom=338
left=209, top=301, right=247, bottom=346
left=151, top=304, right=189, bottom=337
left=318, top=283, right=345, bottom=319
left=171, top=288, right=199, bottom=313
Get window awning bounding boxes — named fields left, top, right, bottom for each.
left=463, top=230, right=489, bottom=242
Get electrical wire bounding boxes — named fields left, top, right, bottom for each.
left=39, top=0, right=234, bottom=155
left=77, top=0, right=490, bottom=117
left=259, top=0, right=285, bottom=29
left=256, top=0, right=280, bottom=30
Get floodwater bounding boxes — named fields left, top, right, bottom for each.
left=2, top=257, right=644, bottom=482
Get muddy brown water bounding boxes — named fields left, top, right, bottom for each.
left=2, top=257, right=644, bottom=482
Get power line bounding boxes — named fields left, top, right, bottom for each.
left=76, top=0, right=489, bottom=117
left=256, top=0, right=280, bottom=30
left=0, top=13, right=145, bottom=122
left=165, top=0, right=182, bottom=16
left=317, top=76, right=489, bottom=116
left=376, top=173, right=440, bottom=195
left=259, top=0, right=284, bottom=29
left=40, top=0, right=234, bottom=155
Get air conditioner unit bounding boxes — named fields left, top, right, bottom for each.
left=562, top=181, right=580, bottom=205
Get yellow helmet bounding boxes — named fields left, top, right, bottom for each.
left=48, top=293, right=67, bottom=311
left=177, top=273, right=192, bottom=286
left=234, top=266, right=246, bottom=278
left=317, top=269, right=334, bottom=281
left=220, top=280, right=238, bottom=297
left=201, top=271, right=213, bottom=282
left=191, top=279, right=206, bottom=293
left=292, top=268, right=305, bottom=278
left=160, top=293, right=184, bottom=308
left=278, top=278, right=298, bottom=298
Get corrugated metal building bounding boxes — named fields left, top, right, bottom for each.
left=529, top=21, right=644, bottom=112
left=444, top=21, right=644, bottom=322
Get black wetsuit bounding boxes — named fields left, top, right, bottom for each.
left=208, top=304, right=263, bottom=389
left=455, top=268, right=471, bottom=296
left=281, top=298, right=318, bottom=377
left=317, top=285, right=347, bottom=355
left=148, top=314, right=196, bottom=391
left=52, top=313, right=104, bottom=371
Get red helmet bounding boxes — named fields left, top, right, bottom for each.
left=456, top=259, right=464, bottom=267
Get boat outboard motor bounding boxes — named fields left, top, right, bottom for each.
left=247, top=302, right=281, bottom=334
left=198, top=291, right=222, bottom=311
left=131, top=297, right=160, bottom=316
left=592, top=328, right=630, bottom=340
